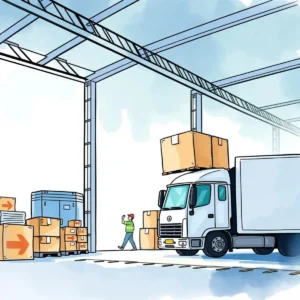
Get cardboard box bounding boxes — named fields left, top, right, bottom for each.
left=34, top=237, right=60, bottom=253
left=0, top=224, right=33, bottom=260
left=0, top=197, right=16, bottom=211
left=139, top=228, right=158, bottom=250
left=27, top=217, right=60, bottom=237
left=143, top=211, right=160, bottom=228
left=212, top=136, right=229, bottom=169
left=68, top=220, right=82, bottom=227
left=60, top=241, right=76, bottom=252
left=77, top=243, right=88, bottom=251
left=77, top=228, right=87, bottom=236
left=160, top=131, right=212, bottom=174
left=60, top=228, right=77, bottom=251
left=77, top=235, right=87, bottom=243
left=61, top=227, right=77, bottom=235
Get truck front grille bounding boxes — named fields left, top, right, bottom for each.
left=160, top=223, right=182, bottom=238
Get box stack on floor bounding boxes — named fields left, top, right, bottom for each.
left=27, top=217, right=61, bottom=258
left=140, top=211, right=160, bottom=250
left=0, top=197, right=33, bottom=261
left=160, top=131, right=229, bottom=175
left=60, top=220, right=88, bottom=256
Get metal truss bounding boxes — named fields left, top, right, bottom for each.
left=260, top=99, right=300, bottom=110
left=5, top=0, right=300, bottom=138
left=286, top=117, right=300, bottom=123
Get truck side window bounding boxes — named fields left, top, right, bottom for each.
left=195, top=185, right=211, bottom=207
left=218, top=185, right=227, bottom=201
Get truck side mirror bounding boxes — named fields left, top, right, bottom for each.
left=158, top=190, right=166, bottom=208
left=189, top=186, right=197, bottom=208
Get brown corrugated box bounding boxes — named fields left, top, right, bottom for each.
left=34, top=237, right=60, bottom=253
left=212, top=136, right=229, bottom=169
left=27, top=217, right=60, bottom=237
left=60, top=241, right=76, bottom=252
left=161, top=131, right=212, bottom=174
left=77, top=243, right=88, bottom=251
left=60, top=228, right=77, bottom=251
left=0, top=224, right=33, bottom=260
left=161, top=131, right=229, bottom=174
left=77, top=235, right=87, bottom=243
left=61, top=227, right=77, bottom=235
left=139, top=228, right=158, bottom=250
left=0, top=197, right=16, bottom=211
left=143, top=211, right=160, bottom=228
left=68, top=220, right=82, bottom=227
left=77, top=228, right=87, bottom=236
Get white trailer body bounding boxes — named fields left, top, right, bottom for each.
left=235, top=154, right=300, bottom=234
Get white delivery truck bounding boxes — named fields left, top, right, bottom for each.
left=158, top=154, right=300, bottom=258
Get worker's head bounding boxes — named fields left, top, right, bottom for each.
left=128, top=214, right=134, bottom=220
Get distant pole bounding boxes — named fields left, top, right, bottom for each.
left=84, top=80, right=97, bottom=252
left=191, top=90, right=202, bottom=132
left=272, top=127, right=280, bottom=154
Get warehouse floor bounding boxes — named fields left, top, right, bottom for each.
left=2, top=250, right=300, bottom=300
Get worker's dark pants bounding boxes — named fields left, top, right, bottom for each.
left=121, top=232, right=137, bottom=249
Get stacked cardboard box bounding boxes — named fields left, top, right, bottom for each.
left=0, top=224, right=33, bottom=261
left=160, top=131, right=229, bottom=175
left=60, top=220, right=88, bottom=255
left=27, top=217, right=61, bottom=258
left=140, top=211, right=160, bottom=250
left=0, top=197, right=26, bottom=225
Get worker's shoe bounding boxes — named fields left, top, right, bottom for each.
left=118, top=246, right=124, bottom=250
left=131, top=248, right=137, bottom=251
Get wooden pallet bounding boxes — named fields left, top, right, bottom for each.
left=61, top=251, right=78, bottom=256
left=77, top=250, right=89, bottom=255
left=34, top=252, right=62, bottom=258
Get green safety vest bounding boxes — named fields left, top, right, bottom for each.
left=125, top=221, right=134, bottom=233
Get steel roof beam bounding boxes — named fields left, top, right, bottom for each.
left=38, top=0, right=139, bottom=65
left=4, top=0, right=300, bottom=137
left=0, top=51, right=85, bottom=82
left=286, top=117, right=300, bottom=123
left=260, top=99, right=300, bottom=110
left=213, top=57, right=300, bottom=88
left=87, top=0, right=297, bottom=82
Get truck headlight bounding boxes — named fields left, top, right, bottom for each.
left=158, top=240, right=162, bottom=246
left=182, top=218, right=187, bottom=238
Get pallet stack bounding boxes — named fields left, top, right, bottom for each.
left=140, top=211, right=160, bottom=250
left=27, top=217, right=61, bottom=258
left=60, top=220, right=88, bottom=256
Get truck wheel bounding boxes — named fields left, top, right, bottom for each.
left=253, top=248, right=274, bottom=255
left=278, top=234, right=300, bottom=257
left=176, top=249, right=199, bottom=256
left=203, top=231, right=229, bottom=258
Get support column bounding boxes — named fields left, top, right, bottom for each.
left=272, top=127, right=280, bottom=154
left=191, top=90, right=203, bottom=132
left=84, top=81, right=97, bottom=252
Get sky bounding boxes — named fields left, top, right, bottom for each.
left=1, top=0, right=300, bottom=254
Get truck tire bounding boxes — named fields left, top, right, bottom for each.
left=253, top=248, right=274, bottom=255
left=176, top=249, right=199, bottom=256
left=203, top=231, right=229, bottom=258
left=278, top=234, right=300, bottom=257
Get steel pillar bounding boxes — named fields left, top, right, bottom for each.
left=272, top=127, right=280, bottom=154
left=84, top=81, right=97, bottom=252
left=191, top=91, right=203, bottom=132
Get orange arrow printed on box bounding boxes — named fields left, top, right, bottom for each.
left=6, top=234, right=29, bottom=255
left=2, top=201, right=13, bottom=210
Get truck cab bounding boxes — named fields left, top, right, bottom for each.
left=158, top=169, right=231, bottom=257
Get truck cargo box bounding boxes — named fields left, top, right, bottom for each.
left=235, top=155, right=300, bottom=234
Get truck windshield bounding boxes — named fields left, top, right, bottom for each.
left=163, top=185, right=190, bottom=210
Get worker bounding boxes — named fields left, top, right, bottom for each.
left=118, top=214, right=137, bottom=250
